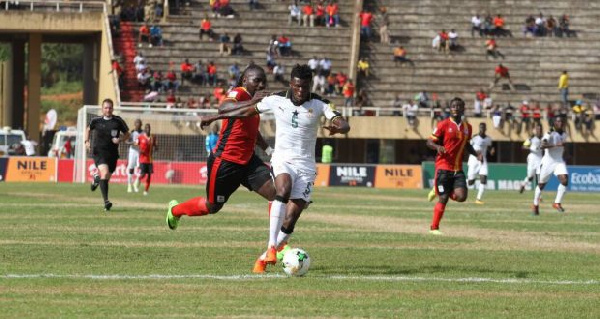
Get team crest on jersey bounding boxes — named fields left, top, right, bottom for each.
left=307, top=108, right=314, bottom=117
left=227, top=91, right=239, bottom=99
left=449, top=128, right=453, bottom=133
left=464, top=127, right=469, bottom=134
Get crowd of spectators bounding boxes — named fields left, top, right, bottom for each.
left=523, top=13, right=571, bottom=37
left=288, top=0, right=340, bottom=27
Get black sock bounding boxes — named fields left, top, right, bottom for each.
left=100, top=179, right=109, bottom=202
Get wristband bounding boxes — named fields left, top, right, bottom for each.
left=265, top=146, right=274, bottom=156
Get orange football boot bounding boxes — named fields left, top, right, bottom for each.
left=265, top=246, right=277, bottom=265
left=252, top=258, right=267, bottom=274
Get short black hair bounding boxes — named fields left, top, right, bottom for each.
left=237, top=63, right=265, bottom=87
left=450, top=97, right=465, bottom=108
left=291, top=64, right=312, bottom=81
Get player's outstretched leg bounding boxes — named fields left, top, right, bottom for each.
left=430, top=202, right=446, bottom=235
left=166, top=197, right=211, bottom=230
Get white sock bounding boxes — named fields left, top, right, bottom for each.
left=533, top=186, right=542, bottom=206
left=259, top=251, right=267, bottom=261
left=268, top=200, right=286, bottom=247
left=555, top=184, right=566, bottom=204
left=134, top=175, right=140, bottom=186
left=477, top=184, right=485, bottom=200
left=127, top=173, right=133, bottom=186
left=521, top=177, right=530, bottom=187
left=276, top=231, right=291, bottom=248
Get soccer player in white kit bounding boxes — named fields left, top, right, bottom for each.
left=126, top=119, right=143, bottom=193
left=467, top=122, right=494, bottom=204
left=519, top=123, right=543, bottom=194
left=201, top=64, right=350, bottom=272
left=532, top=116, right=568, bottom=215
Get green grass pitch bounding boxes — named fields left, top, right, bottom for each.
left=0, top=182, right=598, bottom=317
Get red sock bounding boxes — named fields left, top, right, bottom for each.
left=431, top=202, right=446, bottom=230
left=145, top=175, right=151, bottom=192
left=172, top=196, right=209, bottom=217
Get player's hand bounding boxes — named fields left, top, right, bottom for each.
left=322, top=124, right=343, bottom=136
left=85, top=140, right=90, bottom=151
left=252, top=90, right=270, bottom=102
left=112, top=137, right=120, bottom=145
left=199, top=115, right=217, bottom=130
left=436, top=145, right=446, bottom=154
left=477, top=153, right=484, bottom=162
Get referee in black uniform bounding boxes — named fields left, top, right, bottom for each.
left=84, top=99, right=130, bottom=211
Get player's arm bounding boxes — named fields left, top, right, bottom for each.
left=323, top=115, right=350, bottom=135
left=200, top=91, right=270, bottom=129
left=84, top=123, right=93, bottom=150
left=466, top=143, right=483, bottom=161
left=153, top=137, right=158, bottom=152
left=427, top=124, right=445, bottom=154
left=255, top=131, right=273, bottom=156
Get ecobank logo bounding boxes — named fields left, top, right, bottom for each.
left=569, top=168, right=600, bottom=192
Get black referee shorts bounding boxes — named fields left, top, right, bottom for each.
left=93, top=152, right=119, bottom=174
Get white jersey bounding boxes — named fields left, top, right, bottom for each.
left=527, top=136, right=543, bottom=158
left=129, top=129, right=143, bottom=154
left=469, top=134, right=492, bottom=163
left=542, top=130, right=567, bottom=163
left=256, top=92, right=341, bottom=173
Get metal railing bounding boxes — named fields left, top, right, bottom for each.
left=2, top=0, right=105, bottom=12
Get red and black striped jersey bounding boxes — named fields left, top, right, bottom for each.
left=213, top=87, right=260, bottom=165
left=430, top=118, right=472, bottom=171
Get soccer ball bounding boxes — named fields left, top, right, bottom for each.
left=282, top=248, right=311, bottom=277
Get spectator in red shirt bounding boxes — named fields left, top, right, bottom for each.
left=342, top=79, right=355, bottom=107
left=359, top=10, right=373, bottom=39
left=138, top=24, right=150, bottom=48
left=493, top=14, right=512, bottom=37
left=518, top=100, right=531, bottom=134
left=335, top=72, right=348, bottom=95
left=199, top=15, right=215, bottom=41
left=302, top=3, right=314, bottom=27
left=438, top=29, right=449, bottom=53
left=277, top=34, right=292, bottom=56
left=166, top=89, right=177, bottom=108
left=180, top=58, right=195, bottom=85
left=315, top=2, right=325, bottom=27
left=490, top=63, right=514, bottom=90
left=326, top=0, right=339, bottom=27
left=165, top=70, right=180, bottom=91
left=207, top=61, right=218, bottom=86
left=110, top=59, right=124, bottom=88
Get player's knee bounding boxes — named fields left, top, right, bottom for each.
left=455, top=196, right=467, bottom=202
left=128, top=168, right=134, bottom=175
left=275, top=195, right=289, bottom=203
left=208, top=203, right=223, bottom=214
left=561, top=180, right=568, bottom=187
left=467, top=180, right=474, bottom=186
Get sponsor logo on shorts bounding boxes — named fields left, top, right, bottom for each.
left=217, top=195, right=225, bottom=203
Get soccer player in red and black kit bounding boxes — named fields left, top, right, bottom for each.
left=166, top=64, right=276, bottom=235
left=426, top=97, right=481, bottom=234
left=136, top=123, right=158, bottom=196
left=84, top=99, right=130, bottom=211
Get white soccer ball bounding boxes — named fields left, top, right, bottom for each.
left=282, top=248, right=311, bottom=277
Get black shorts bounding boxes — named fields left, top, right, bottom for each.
left=435, top=169, right=467, bottom=196
left=139, top=163, right=153, bottom=175
left=93, top=152, right=118, bottom=174
left=206, top=153, right=272, bottom=205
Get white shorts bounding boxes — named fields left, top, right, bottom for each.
left=467, top=157, right=488, bottom=180
left=526, top=154, right=542, bottom=178
left=127, top=149, right=140, bottom=171
left=539, top=160, right=568, bottom=184
left=271, top=160, right=316, bottom=202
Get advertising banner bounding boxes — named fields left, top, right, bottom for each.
left=57, top=159, right=74, bottom=182
left=374, top=165, right=422, bottom=189
left=5, top=157, right=56, bottom=182
left=329, top=164, right=376, bottom=187
left=422, top=161, right=559, bottom=191
left=85, top=160, right=208, bottom=185
left=0, top=158, right=7, bottom=182
left=314, top=164, right=330, bottom=187
left=546, top=166, right=600, bottom=192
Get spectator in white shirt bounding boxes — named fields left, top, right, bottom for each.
left=21, top=136, right=38, bottom=156
left=288, top=1, right=301, bottom=26
left=471, top=14, right=482, bottom=37
left=133, top=52, right=145, bottom=67
left=308, top=56, right=319, bottom=74
left=448, top=29, right=459, bottom=49
left=318, top=57, right=332, bottom=77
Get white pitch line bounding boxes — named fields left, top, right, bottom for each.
left=1, top=274, right=598, bottom=285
